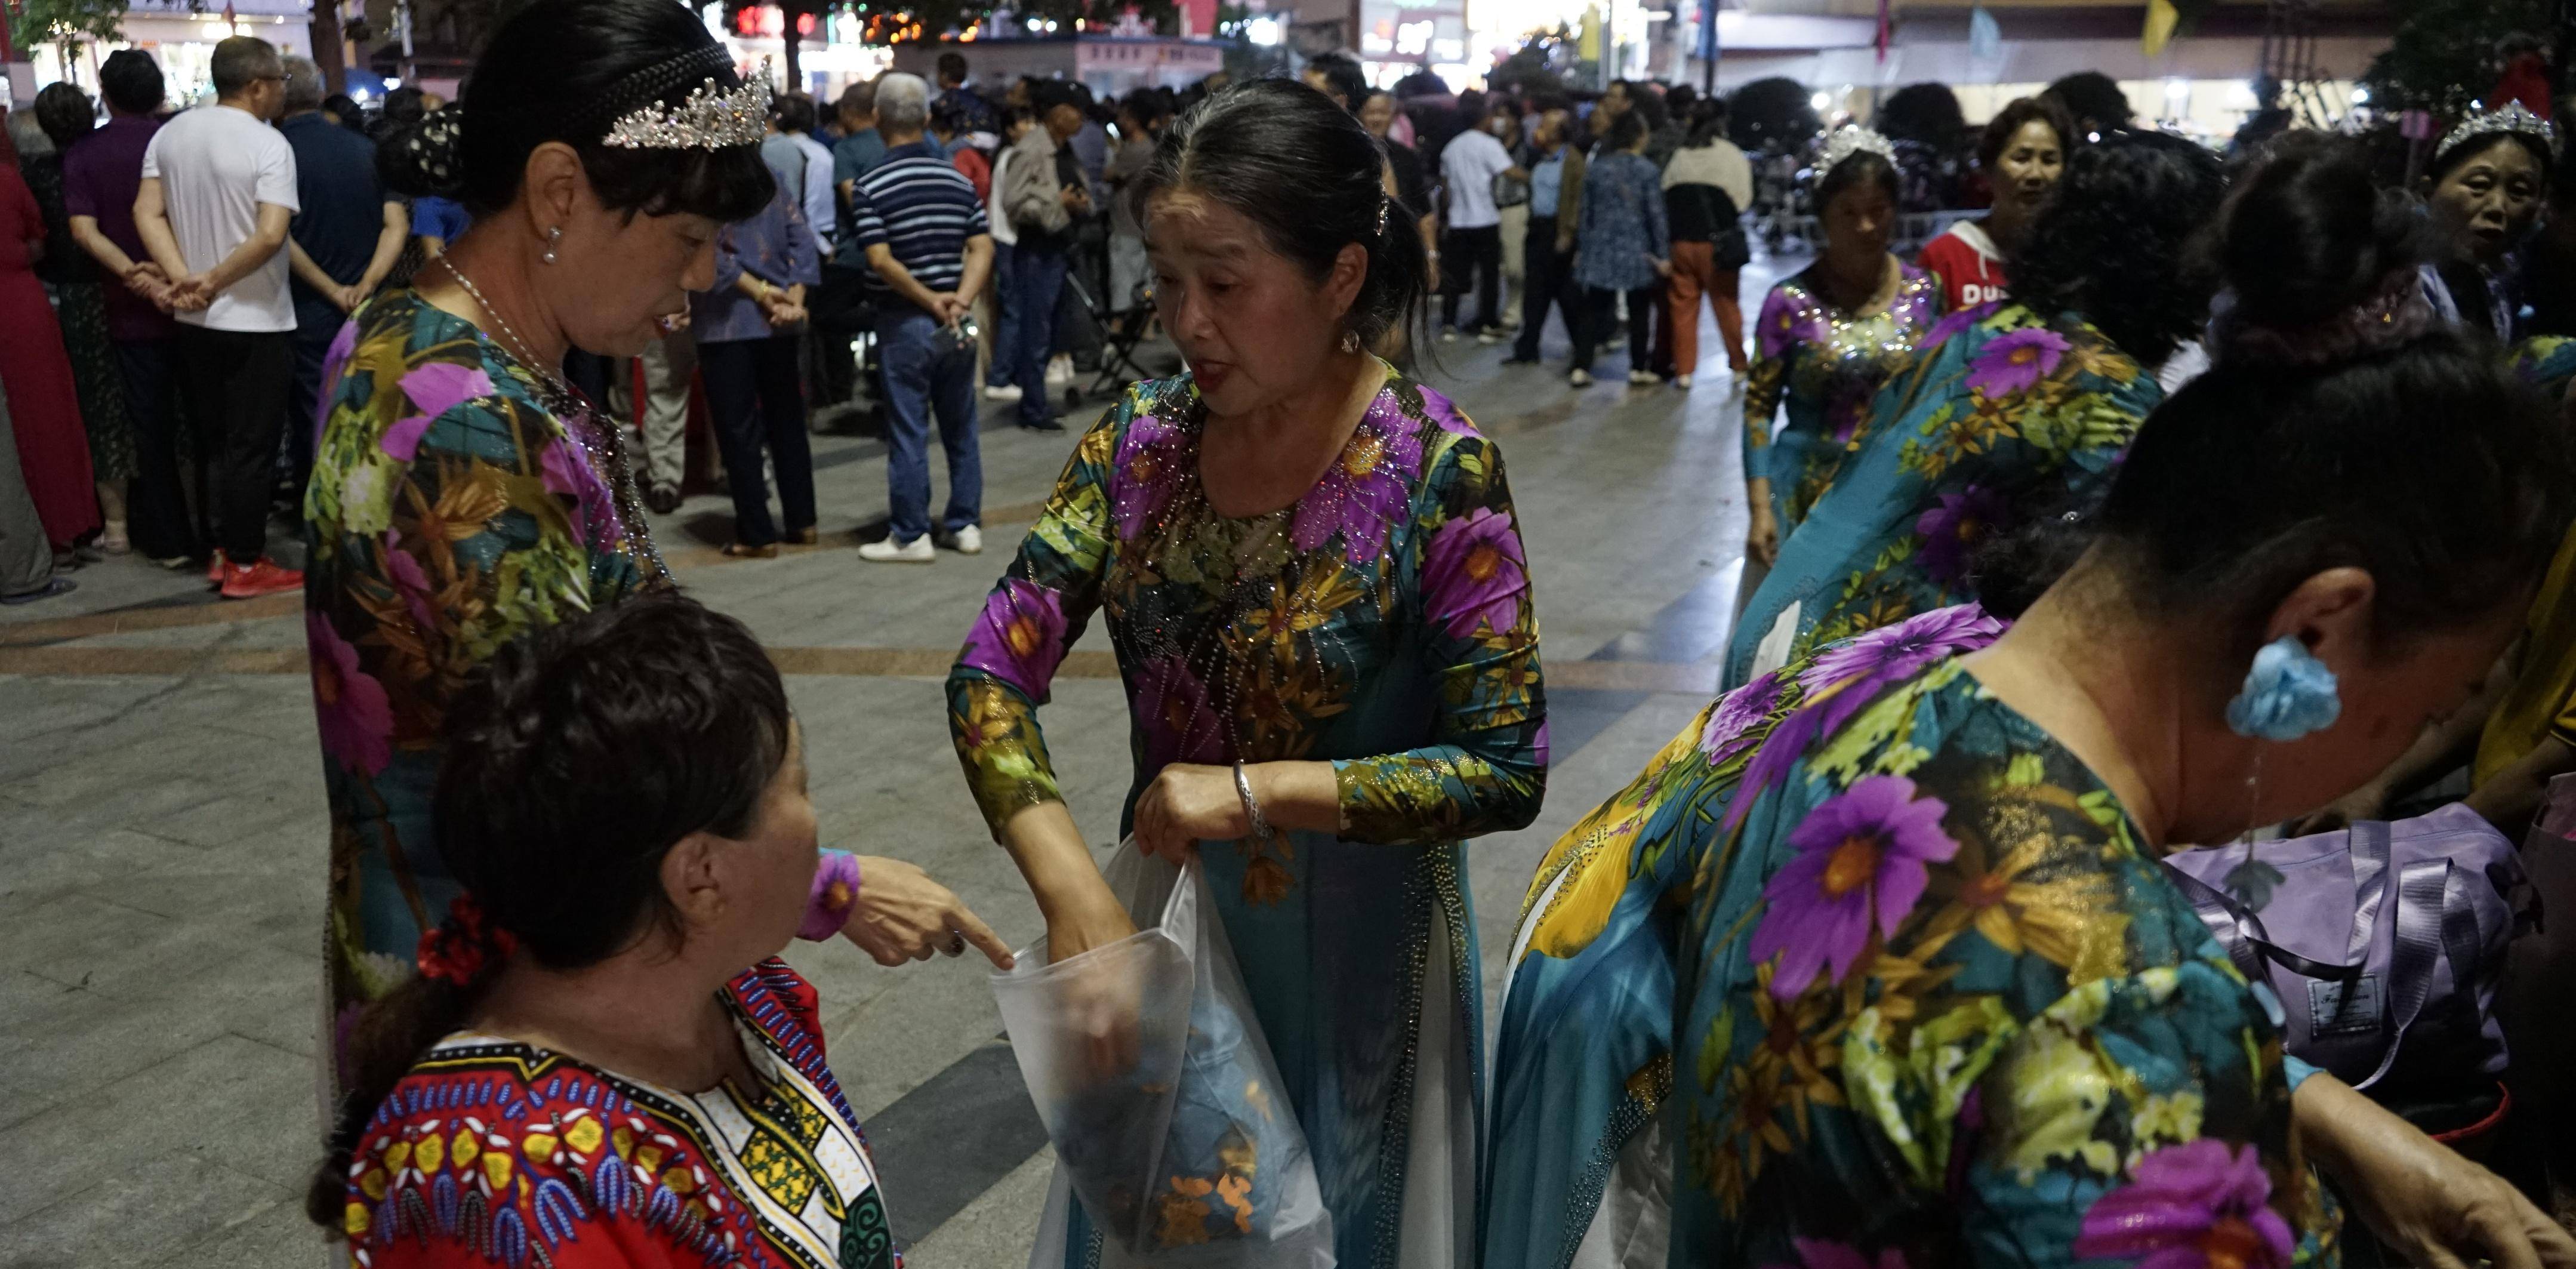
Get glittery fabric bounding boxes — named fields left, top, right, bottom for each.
left=1740, top=263, right=1942, bottom=532
left=947, top=368, right=1546, bottom=1268
left=1725, top=301, right=2161, bottom=690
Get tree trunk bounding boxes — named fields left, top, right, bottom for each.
left=781, top=0, right=806, bottom=97
left=311, top=0, right=347, bottom=93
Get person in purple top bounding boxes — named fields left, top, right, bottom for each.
left=690, top=152, right=822, bottom=557
left=61, top=48, right=197, bottom=565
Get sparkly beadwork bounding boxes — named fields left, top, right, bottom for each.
left=2436, top=100, right=2554, bottom=167
left=603, top=67, right=775, bottom=151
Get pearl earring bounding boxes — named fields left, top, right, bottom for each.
left=542, top=226, right=562, bottom=266
left=1341, top=330, right=1360, bottom=354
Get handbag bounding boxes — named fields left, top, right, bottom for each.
left=2161, top=804, right=2533, bottom=1109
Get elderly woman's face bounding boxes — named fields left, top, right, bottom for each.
left=1147, top=188, right=1359, bottom=417
left=689, top=720, right=819, bottom=963
left=551, top=177, right=721, bottom=357
left=2432, top=137, right=2546, bottom=266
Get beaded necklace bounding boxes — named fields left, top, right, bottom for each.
left=437, top=257, right=673, bottom=589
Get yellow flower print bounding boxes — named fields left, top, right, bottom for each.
left=1686, top=1109, right=1751, bottom=1216
left=1157, top=1176, right=1216, bottom=1246
left=2130, top=1089, right=2204, bottom=1158
left=1990, top=1016, right=2119, bottom=1182
left=1917, top=805, right=2128, bottom=979
left=1243, top=853, right=1295, bottom=906
left=1843, top=996, right=2014, bottom=1187
left=1743, top=963, right=1847, bottom=1136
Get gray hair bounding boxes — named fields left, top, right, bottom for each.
left=5, top=110, right=53, bottom=159
left=208, top=35, right=279, bottom=97
left=874, top=72, right=930, bottom=133
left=282, top=55, right=326, bottom=112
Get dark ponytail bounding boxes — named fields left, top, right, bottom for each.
left=1137, top=78, right=1431, bottom=352
left=306, top=595, right=794, bottom=1238
left=2093, top=134, right=2575, bottom=649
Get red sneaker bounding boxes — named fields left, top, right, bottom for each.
left=218, top=558, right=304, bottom=600
left=206, top=554, right=230, bottom=585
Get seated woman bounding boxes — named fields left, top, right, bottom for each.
left=1723, top=132, right=2223, bottom=690
left=312, top=595, right=1009, bottom=1267
left=1492, top=137, right=2576, bottom=1268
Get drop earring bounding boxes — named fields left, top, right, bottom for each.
left=1340, top=329, right=1360, bottom=355
left=542, top=226, right=562, bottom=265
left=2225, top=635, right=2342, bottom=742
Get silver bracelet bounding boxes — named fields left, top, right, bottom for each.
left=1232, top=760, right=1275, bottom=845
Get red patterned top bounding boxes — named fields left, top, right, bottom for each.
left=338, top=960, right=897, bottom=1269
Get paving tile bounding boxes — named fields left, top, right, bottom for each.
left=901, top=1143, right=1055, bottom=1267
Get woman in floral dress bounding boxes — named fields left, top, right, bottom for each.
left=948, top=82, right=1544, bottom=1269
left=1740, top=131, right=1942, bottom=568
left=1723, top=135, right=2223, bottom=690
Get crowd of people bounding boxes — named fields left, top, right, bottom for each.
left=13, top=2, right=2576, bottom=1266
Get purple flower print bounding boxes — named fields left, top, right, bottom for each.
left=1758, top=295, right=1829, bottom=359
left=1532, top=719, right=1550, bottom=768
left=959, top=578, right=1071, bottom=697
left=1965, top=327, right=2070, bottom=399
left=1922, top=304, right=1990, bottom=355
left=1136, top=655, right=1228, bottom=769
left=1423, top=507, right=1528, bottom=639
left=1112, top=410, right=1191, bottom=542
left=1419, top=385, right=1481, bottom=437
left=1725, top=605, right=2004, bottom=834
left=1912, top=486, right=2010, bottom=586
left=381, top=533, right=440, bottom=633
left=1290, top=408, right=1423, bottom=563
left=2073, top=1139, right=2295, bottom=1269
left=1762, top=1240, right=1908, bottom=1269
left=400, top=360, right=495, bottom=421
left=1749, top=775, right=1957, bottom=998
left=313, top=319, right=359, bottom=447
left=1700, top=673, right=1784, bottom=765
left=538, top=432, right=622, bottom=548
left=378, top=414, right=435, bottom=463
left=307, top=611, right=394, bottom=776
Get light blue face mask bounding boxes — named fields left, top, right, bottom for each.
left=2225, top=635, right=2342, bottom=743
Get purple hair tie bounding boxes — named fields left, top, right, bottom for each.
left=2220, top=268, right=2435, bottom=367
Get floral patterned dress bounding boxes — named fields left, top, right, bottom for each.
left=1672, top=613, right=2338, bottom=1266
left=1486, top=606, right=2003, bottom=1269
left=945, top=368, right=1548, bottom=1269
left=1740, top=263, right=1942, bottom=535
left=304, top=290, right=652, bottom=1070
left=1724, top=302, right=2162, bottom=690
left=2510, top=332, right=2576, bottom=402
left=337, top=960, right=899, bottom=1269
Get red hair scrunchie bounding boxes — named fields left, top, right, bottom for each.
left=415, top=894, right=520, bottom=985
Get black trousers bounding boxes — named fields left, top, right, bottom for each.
left=1441, top=223, right=1504, bottom=332
left=115, top=338, right=200, bottom=561
left=285, top=323, right=342, bottom=498
left=175, top=325, right=293, bottom=565
left=1512, top=215, right=1580, bottom=361
left=1570, top=285, right=1657, bottom=374
left=699, top=333, right=815, bottom=547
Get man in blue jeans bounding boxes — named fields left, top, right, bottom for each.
left=848, top=73, right=996, bottom=563
left=1000, top=81, right=1091, bottom=433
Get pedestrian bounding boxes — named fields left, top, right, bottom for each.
left=980, top=104, right=1031, bottom=405
left=407, top=189, right=469, bottom=256
left=934, top=50, right=996, bottom=136
left=848, top=72, right=991, bottom=564
left=1000, top=80, right=1090, bottom=433
left=1440, top=98, right=1522, bottom=341
left=1360, top=89, right=1440, bottom=297
left=1662, top=96, right=1755, bottom=385
left=1493, top=101, right=1530, bottom=328
left=63, top=48, right=197, bottom=566
left=0, top=115, right=99, bottom=569
left=634, top=310, right=696, bottom=514
left=1918, top=96, right=2070, bottom=310
left=1506, top=104, right=1584, bottom=367
left=278, top=56, right=406, bottom=495
left=694, top=149, right=821, bottom=558
left=1567, top=111, right=1668, bottom=387
left=762, top=91, right=837, bottom=261
left=831, top=79, right=885, bottom=199
left=27, top=86, right=135, bottom=556
left=135, top=35, right=305, bottom=598
left=1298, top=51, right=1367, bottom=113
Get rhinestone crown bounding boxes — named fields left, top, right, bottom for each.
left=602, top=66, right=774, bottom=150
left=2436, top=101, right=2555, bottom=166
left=1817, top=124, right=1897, bottom=173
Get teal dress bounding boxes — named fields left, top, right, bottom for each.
left=1674, top=625, right=2340, bottom=1265
left=1724, top=302, right=2162, bottom=690
left=1740, top=264, right=1943, bottom=535
left=947, top=369, right=1548, bottom=1269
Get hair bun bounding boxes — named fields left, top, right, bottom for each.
left=378, top=106, right=468, bottom=201
left=2218, top=134, right=2425, bottom=329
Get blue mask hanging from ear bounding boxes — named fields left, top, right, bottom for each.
left=2225, top=635, right=2343, bottom=741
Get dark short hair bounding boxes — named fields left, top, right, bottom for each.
left=208, top=35, right=280, bottom=97
left=377, top=0, right=773, bottom=224
left=1602, top=109, right=1646, bottom=152
left=1030, top=78, right=1084, bottom=117
left=839, top=81, right=876, bottom=116
left=99, top=49, right=164, bottom=116
left=938, top=51, right=968, bottom=83
left=773, top=90, right=818, bottom=134
left=2044, top=70, right=2133, bottom=130
left=33, top=82, right=95, bottom=151
left=2009, top=132, right=2224, bottom=366
left=1978, top=96, right=2072, bottom=171
left=1305, top=52, right=1367, bottom=111
left=1140, top=79, right=1432, bottom=349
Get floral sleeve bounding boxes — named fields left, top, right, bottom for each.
left=946, top=411, right=1119, bottom=837
left=1741, top=286, right=1798, bottom=484
left=1335, top=432, right=1547, bottom=846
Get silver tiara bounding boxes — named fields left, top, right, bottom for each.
left=1818, top=125, right=1896, bottom=173
left=602, top=62, right=773, bottom=150
left=2436, top=101, right=2555, bottom=166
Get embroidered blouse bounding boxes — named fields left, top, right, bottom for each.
left=1741, top=263, right=1943, bottom=528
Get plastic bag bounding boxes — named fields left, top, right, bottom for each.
left=993, top=840, right=1335, bottom=1269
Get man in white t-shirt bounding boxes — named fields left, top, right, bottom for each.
left=134, top=35, right=305, bottom=599
left=1439, top=102, right=1526, bottom=341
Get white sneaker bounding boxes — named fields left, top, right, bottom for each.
left=1440, top=329, right=1460, bottom=343
left=1475, top=329, right=1505, bottom=345
left=1628, top=369, right=1660, bottom=386
left=983, top=384, right=1023, bottom=404
left=944, top=525, right=984, bottom=555
left=1045, top=355, right=1074, bottom=384
left=1569, top=368, right=1594, bottom=387
left=1674, top=374, right=1693, bottom=389
left=858, top=535, right=936, bottom=563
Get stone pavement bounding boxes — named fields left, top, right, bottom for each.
left=0, top=263, right=1783, bottom=1268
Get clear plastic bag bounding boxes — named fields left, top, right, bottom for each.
left=993, top=840, right=1335, bottom=1269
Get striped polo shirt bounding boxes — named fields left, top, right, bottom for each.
left=848, top=139, right=991, bottom=308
